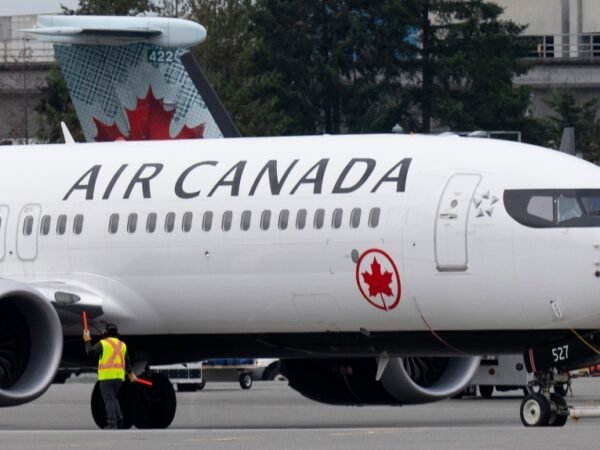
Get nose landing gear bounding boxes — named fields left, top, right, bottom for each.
left=520, top=370, right=569, bottom=427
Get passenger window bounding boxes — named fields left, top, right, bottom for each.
left=350, top=208, right=361, bottom=228
left=73, top=214, right=84, bottom=235
left=369, top=208, right=381, bottom=228
left=296, top=209, right=307, bottom=230
left=241, top=210, right=251, bottom=231
left=261, top=210, right=271, bottom=230
left=127, top=213, right=138, bottom=233
left=23, top=215, right=33, bottom=236
left=146, top=213, right=157, bottom=233
left=314, top=208, right=325, bottom=229
left=203, top=212, right=213, bottom=231
left=279, top=210, right=289, bottom=230
left=332, top=208, right=343, bottom=229
left=222, top=211, right=233, bottom=231
left=57, top=214, right=67, bottom=235
left=165, top=212, right=175, bottom=233
left=182, top=212, right=193, bottom=232
left=40, top=215, right=51, bottom=236
left=109, top=214, right=119, bottom=234
left=527, top=196, right=553, bottom=222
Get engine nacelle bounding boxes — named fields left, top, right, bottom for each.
left=0, top=280, right=63, bottom=406
left=281, top=355, right=480, bottom=405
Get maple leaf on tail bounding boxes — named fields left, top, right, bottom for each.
left=362, top=257, right=394, bottom=299
left=93, top=87, right=205, bottom=142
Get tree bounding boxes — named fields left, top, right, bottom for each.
left=400, top=0, right=532, bottom=133
left=239, top=0, right=415, bottom=135
left=156, top=0, right=191, bottom=17
left=544, top=89, right=600, bottom=163
left=198, top=1, right=533, bottom=137
left=61, top=0, right=156, bottom=15
left=35, top=67, right=84, bottom=143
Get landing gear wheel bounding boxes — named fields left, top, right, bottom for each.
left=479, top=385, right=494, bottom=398
left=239, top=372, right=253, bottom=390
left=130, top=373, right=177, bottom=429
left=520, top=393, right=551, bottom=427
left=90, top=381, right=133, bottom=429
left=548, top=393, right=568, bottom=427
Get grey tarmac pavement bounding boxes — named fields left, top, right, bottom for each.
left=1, top=377, right=600, bottom=449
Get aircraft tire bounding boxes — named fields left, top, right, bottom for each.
left=90, top=380, right=133, bottom=429
left=520, top=393, right=551, bottom=427
left=130, top=373, right=176, bottom=429
left=548, top=393, right=568, bottom=427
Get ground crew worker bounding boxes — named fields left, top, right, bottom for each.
left=84, top=323, right=137, bottom=429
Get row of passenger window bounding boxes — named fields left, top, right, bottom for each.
left=23, top=214, right=84, bottom=237
left=109, top=207, right=381, bottom=234
left=23, top=207, right=381, bottom=237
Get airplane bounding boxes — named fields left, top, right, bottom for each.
left=1, top=16, right=600, bottom=430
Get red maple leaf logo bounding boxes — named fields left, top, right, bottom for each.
left=93, top=87, right=205, bottom=141
left=362, top=257, right=394, bottom=310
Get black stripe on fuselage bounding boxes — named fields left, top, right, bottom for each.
left=61, top=329, right=586, bottom=367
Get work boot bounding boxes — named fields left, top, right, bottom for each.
left=105, top=420, right=117, bottom=430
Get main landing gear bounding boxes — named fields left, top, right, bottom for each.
left=91, top=372, right=176, bottom=429
left=520, top=370, right=570, bottom=427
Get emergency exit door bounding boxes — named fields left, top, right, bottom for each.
left=17, top=204, right=41, bottom=261
left=434, top=174, right=481, bottom=271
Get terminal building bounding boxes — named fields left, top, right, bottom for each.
left=1, top=1, right=600, bottom=141
left=498, top=0, right=600, bottom=117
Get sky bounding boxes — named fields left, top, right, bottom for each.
left=1, top=0, right=81, bottom=16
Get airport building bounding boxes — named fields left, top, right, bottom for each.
left=0, top=15, right=54, bottom=143
left=498, top=0, right=600, bottom=116
left=1, top=1, right=600, bottom=141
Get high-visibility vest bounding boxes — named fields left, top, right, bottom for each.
left=98, top=337, right=127, bottom=381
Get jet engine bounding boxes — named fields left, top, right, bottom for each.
left=0, top=280, right=63, bottom=406
left=281, top=355, right=480, bottom=405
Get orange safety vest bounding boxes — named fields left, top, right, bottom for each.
left=98, top=337, right=127, bottom=381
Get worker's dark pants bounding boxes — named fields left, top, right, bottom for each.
left=99, top=379, right=122, bottom=427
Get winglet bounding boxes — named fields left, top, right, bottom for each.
left=61, top=122, right=75, bottom=144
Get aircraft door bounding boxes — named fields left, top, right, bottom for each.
left=434, top=174, right=481, bottom=271
left=17, top=204, right=41, bottom=261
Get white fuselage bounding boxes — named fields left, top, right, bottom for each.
left=2, top=134, right=600, bottom=339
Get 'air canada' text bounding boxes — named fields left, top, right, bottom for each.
left=63, top=157, right=413, bottom=201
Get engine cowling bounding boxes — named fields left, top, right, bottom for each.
left=281, top=355, right=480, bottom=405
left=0, top=280, right=63, bottom=406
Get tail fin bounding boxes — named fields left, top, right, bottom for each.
left=26, top=15, right=239, bottom=142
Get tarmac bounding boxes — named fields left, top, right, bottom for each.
left=1, top=377, right=600, bottom=449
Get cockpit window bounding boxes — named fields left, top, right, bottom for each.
left=526, top=195, right=553, bottom=222
left=505, top=189, right=600, bottom=228
left=557, top=195, right=582, bottom=223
